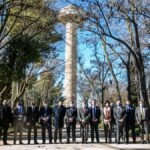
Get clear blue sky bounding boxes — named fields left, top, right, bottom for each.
left=53, top=0, right=127, bottom=105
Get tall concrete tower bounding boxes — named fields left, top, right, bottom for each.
left=59, top=5, right=85, bottom=106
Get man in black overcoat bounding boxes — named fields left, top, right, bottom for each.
left=0, top=100, right=13, bottom=145
left=0, top=104, right=2, bottom=140
left=53, top=100, right=66, bottom=144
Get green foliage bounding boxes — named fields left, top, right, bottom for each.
left=8, top=0, right=58, bottom=37
left=1, top=34, right=51, bottom=81
left=0, top=0, right=62, bottom=103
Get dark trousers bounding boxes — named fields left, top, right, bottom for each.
left=90, top=122, right=99, bottom=143
left=54, top=128, right=62, bottom=143
left=80, top=124, right=89, bottom=143
left=116, top=122, right=126, bottom=143
left=125, top=124, right=136, bottom=143
left=41, top=124, right=52, bottom=143
left=2, top=126, right=9, bottom=144
left=27, top=123, right=37, bottom=143
left=139, top=120, right=149, bottom=142
left=104, top=123, right=111, bottom=143
left=0, top=126, right=2, bottom=140
left=66, top=122, right=76, bottom=142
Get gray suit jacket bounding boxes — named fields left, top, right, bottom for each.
left=113, top=106, right=126, bottom=123
left=135, top=106, right=150, bottom=123
left=78, top=107, right=91, bottom=124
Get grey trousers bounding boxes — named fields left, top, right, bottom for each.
left=139, top=120, right=149, bottom=142
left=80, top=124, right=89, bottom=143
left=116, top=122, right=126, bottom=143
left=14, top=121, right=24, bottom=143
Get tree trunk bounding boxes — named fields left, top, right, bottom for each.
left=102, top=37, right=122, bottom=102
left=127, top=52, right=139, bottom=106
left=131, top=2, right=149, bottom=107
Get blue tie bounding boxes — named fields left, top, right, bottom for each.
left=127, top=106, right=130, bottom=112
left=19, top=107, right=22, bottom=114
left=93, top=108, right=95, bottom=119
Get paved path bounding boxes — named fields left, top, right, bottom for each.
left=0, top=127, right=150, bottom=149
left=0, top=138, right=150, bottom=150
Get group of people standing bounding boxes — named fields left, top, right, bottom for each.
left=103, top=100, right=150, bottom=144
left=0, top=99, right=149, bottom=145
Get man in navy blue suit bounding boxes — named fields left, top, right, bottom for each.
left=53, top=100, right=66, bottom=144
left=90, top=99, right=100, bottom=143
left=39, top=100, right=53, bottom=144
left=125, top=100, right=136, bottom=144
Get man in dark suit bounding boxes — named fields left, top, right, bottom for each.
left=110, top=102, right=117, bottom=142
left=39, top=100, right=52, bottom=144
left=53, top=100, right=66, bottom=144
left=125, top=100, right=136, bottom=144
left=66, top=100, right=77, bottom=144
left=90, top=99, right=100, bottom=143
left=0, top=104, right=2, bottom=140
left=135, top=100, right=150, bottom=144
left=0, top=100, right=13, bottom=145
left=26, top=101, right=39, bottom=144
left=13, top=100, right=26, bottom=144
left=113, top=100, right=126, bottom=144
left=78, top=100, right=91, bottom=143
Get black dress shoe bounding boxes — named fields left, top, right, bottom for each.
left=4, top=142, right=9, bottom=145
left=34, top=141, right=39, bottom=144
left=66, top=140, right=70, bottom=144
left=19, top=141, right=24, bottom=144
left=85, top=138, right=88, bottom=143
